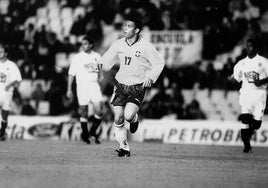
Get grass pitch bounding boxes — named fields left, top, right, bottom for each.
left=0, top=140, right=268, bottom=188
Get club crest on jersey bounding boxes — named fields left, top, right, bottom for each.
left=244, top=71, right=259, bottom=83
left=135, top=51, right=141, bottom=57
left=0, top=72, right=7, bottom=83
left=84, top=63, right=98, bottom=72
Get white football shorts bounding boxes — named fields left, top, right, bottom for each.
left=239, top=89, right=267, bottom=121
left=76, top=82, right=103, bottom=106
left=0, top=91, right=13, bottom=111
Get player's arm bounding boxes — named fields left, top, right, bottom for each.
left=66, top=75, right=74, bottom=99
left=95, top=54, right=105, bottom=82
left=99, top=42, right=118, bottom=72
left=66, top=57, right=76, bottom=99
left=5, top=64, right=22, bottom=91
left=233, top=62, right=242, bottom=83
left=254, top=77, right=268, bottom=86
left=143, top=44, right=165, bottom=88
left=5, top=80, right=20, bottom=91
left=254, top=60, right=268, bottom=86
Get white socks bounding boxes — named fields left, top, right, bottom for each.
left=114, top=122, right=129, bottom=151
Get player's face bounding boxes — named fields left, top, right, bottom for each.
left=81, top=40, right=92, bottom=52
left=123, top=20, right=138, bottom=39
left=246, top=41, right=257, bottom=56
left=0, top=46, right=6, bottom=61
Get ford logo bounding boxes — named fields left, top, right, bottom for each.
left=28, top=123, right=60, bottom=138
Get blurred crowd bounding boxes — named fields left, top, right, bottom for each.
left=1, top=0, right=268, bottom=119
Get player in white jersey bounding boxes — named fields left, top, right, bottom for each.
left=99, top=15, right=165, bottom=157
left=0, top=43, right=22, bottom=141
left=66, top=36, right=103, bottom=144
left=233, top=38, right=268, bottom=153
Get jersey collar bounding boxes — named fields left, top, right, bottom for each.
left=125, top=35, right=141, bottom=46
left=247, top=53, right=259, bottom=60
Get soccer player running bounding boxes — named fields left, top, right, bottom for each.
left=0, top=43, right=22, bottom=141
left=233, top=38, right=268, bottom=153
left=99, top=15, right=165, bottom=157
left=67, top=36, right=103, bottom=144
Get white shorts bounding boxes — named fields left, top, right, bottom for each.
left=76, top=83, right=103, bottom=106
left=239, top=89, right=267, bottom=121
left=0, top=91, right=13, bottom=111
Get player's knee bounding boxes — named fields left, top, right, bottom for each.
left=1, top=110, right=8, bottom=121
left=124, top=112, right=136, bottom=123
left=114, top=116, right=124, bottom=125
left=252, top=119, right=262, bottom=130
left=78, top=108, right=87, bottom=118
left=94, top=110, right=102, bottom=118
left=239, top=113, right=253, bottom=124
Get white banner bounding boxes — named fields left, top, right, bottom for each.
left=142, top=30, right=203, bottom=67
left=131, top=120, right=268, bottom=147
left=6, top=117, right=268, bottom=147
left=5, top=116, right=115, bottom=141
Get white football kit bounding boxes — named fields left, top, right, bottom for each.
left=233, top=54, right=268, bottom=120
left=0, top=59, right=22, bottom=110
left=68, top=51, right=102, bottom=105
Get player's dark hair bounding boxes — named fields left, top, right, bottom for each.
left=82, top=36, right=94, bottom=45
left=246, top=38, right=257, bottom=47
left=0, top=42, right=8, bottom=54
left=125, top=14, right=143, bottom=31
left=0, top=43, right=6, bottom=50
left=82, top=36, right=94, bottom=49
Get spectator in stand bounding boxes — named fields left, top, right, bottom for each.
left=169, top=83, right=184, bottom=119
left=184, top=99, right=206, bottom=120
left=24, top=23, right=36, bottom=47
left=60, top=36, right=76, bottom=54
left=206, top=61, right=217, bottom=98
left=47, top=79, right=66, bottom=116
left=221, top=57, right=235, bottom=98
left=70, top=15, right=86, bottom=36
left=21, top=98, right=36, bottom=115
left=21, top=62, right=35, bottom=79
left=10, top=87, right=23, bottom=115
left=142, top=88, right=169, bottom=119
left=31, top=82, right=46, bottom=111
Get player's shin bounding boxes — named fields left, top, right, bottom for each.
left=128, top=114, right=139, bottom=134
left=89, top=114, right=102, bottom=143
left=241, top=128, right=253, bottom=153
left=0, top=120, right=7, bottom=140
left=114, top=122, right=129, bottom=151
left=80, top=117, right=90, bottom=144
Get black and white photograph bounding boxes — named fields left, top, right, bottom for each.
left=0, top=0, right=268, bottom=187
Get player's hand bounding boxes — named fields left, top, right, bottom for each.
left=142, top=78, right=153, bottom=88
left=4, top=85, right=10, bottom=91
left=97, top=63, right=103, bottom=71
left=228, top=75, right=237, bottom=84
left=98, top=73, right=105, bottom=83
left=254, top=79, right=262, bottom=87
left=66, top=90, right=73, bottom=100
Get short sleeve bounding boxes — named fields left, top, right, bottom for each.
left=68, top=55, right=78, bottom=76
left=262, top=59, right=268, bottom=76
left=233, top=62, right=242, bottom=82
left=10, top=63, right=22, bottom=82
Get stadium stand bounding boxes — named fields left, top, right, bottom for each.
left=1, top=0, right=267, bottom=120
